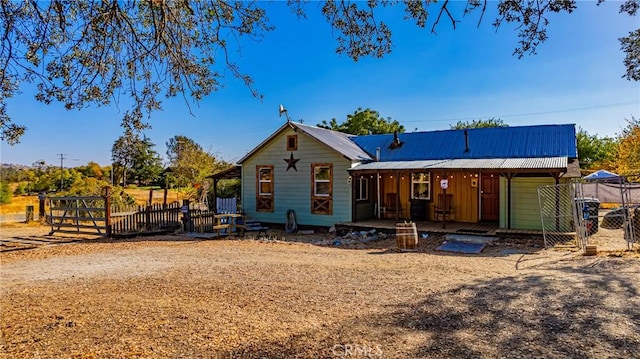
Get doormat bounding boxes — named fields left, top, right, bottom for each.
left=436, top=241, right=486, bottom=254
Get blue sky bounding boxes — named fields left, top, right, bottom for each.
left=1, top=1, right=638, bottom=167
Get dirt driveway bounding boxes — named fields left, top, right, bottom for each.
left=1, top=231, right=639, bottom=358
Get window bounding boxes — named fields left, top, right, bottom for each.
left=356, top=176, right=369, bottom=201
left=256, top=165, right=274, bottom=212
left=286, top=135, right=297, bottom=151
left=314, top=165, right=331, bottom=196
left=411, top=172, right=431, bottom=200
left=311, top=163, right=332, bottom=215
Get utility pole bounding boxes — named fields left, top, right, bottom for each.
left=177, top=140, right=184, bottom=198
left=57, top=153, right=66, bottom=191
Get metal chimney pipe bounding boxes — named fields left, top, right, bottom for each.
left=464, top=130, right=469, bottom=152
left=376, top=147, right=380, bottom=161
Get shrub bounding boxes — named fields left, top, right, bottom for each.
left=0, top=182, right=12, bottom=204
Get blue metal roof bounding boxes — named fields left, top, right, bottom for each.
left=350, top=124, right=577, bottom=161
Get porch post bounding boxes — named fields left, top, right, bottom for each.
left=376, top=170, right=381, bottom=219
left=442, top=171, right=448, bottom=229
left=213, top=178, right=219, bottom=212
left=506, top=172, right=514, bottom=229
left=351, top=173, right=357, bottom=223
left=395, top=170, right=400, bottom=221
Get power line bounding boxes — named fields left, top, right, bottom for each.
left=403, top=100, right=639, bottom=124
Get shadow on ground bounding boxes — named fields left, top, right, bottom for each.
left=214, top=259, right=640, bottom=358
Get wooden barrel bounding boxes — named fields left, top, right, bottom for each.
left=396, top=222, right=418, bottom=251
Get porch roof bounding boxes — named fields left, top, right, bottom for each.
left=348, top=156, right=570, bottom=172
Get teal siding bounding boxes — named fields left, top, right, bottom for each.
left=500, top=177, right=556, bottom=230
left=242, top=126, right=354, bottom=227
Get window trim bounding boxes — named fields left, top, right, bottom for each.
left=355, top=176, right=369, bottom=201
left=411, top=172, right=431, bottom=200
left=311, top=163, right=333, bottom=215
left=256, top=165, right=274, bottom=212
left=286, top=135, right=298, bottom=151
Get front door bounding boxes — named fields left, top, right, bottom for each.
left=481, top=173, right=500, bottom=221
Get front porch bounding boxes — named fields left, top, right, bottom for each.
left=336, top=219, right=544, bottom=239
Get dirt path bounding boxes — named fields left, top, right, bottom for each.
left=1, top=234, right=639, bottom=358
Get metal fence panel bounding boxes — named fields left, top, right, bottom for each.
left=538, top=181, right=638, bottom=253
left=537, top=183, right=581, bottom=249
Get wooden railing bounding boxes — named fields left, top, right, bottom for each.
left=110, top=202, right=182, bottom=236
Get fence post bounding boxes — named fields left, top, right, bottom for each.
left=182, top=199, right=191, bottom=232
left=163, top=188, right=168, bottom=208
left=146, top=205, right=152, bottom=230
left=103, top=186, right=112, bottom=237
left=25, top=205, right=34, bottom=223
left=38, top=192, right=46, bottom=220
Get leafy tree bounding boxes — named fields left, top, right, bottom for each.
left=166, top=135, right=228, bottom=197
left=576, top=127, right=617, bottom=170
left=614, top=116, right=640, bottom=175
left=112, top=135, right=134, bottom=187
left=76, top=162, right=105, bottom=180
left=2, top=1, right=637, bottom=145
left=0, top=181, right=12, bottom=204
left=13, top=183, right=26, bottom=195
left=450, top=118, right=508, bottom=130
left=130, top=138, right=164, bottom=186
left=112, top=134, right=163, bottom=186
left=318, top=108, right=404, bottom=135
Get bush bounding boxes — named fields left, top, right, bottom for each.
left=0, top=182, right=12, bottom=204
left=13, top=183, right=26, bottom=196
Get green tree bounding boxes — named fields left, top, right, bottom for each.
left=318, top=108, right=404, bottom=135
left=576, top=128, right=617, bottom=170
left=130, top=137, right=164, bottom=186
left=450, top=118, right=508, bottom=130
left=0, top=181, right=12, bottom=204
left=112, top=134, right=163, bottom=186
left=614, top=116, right=640, bottom=175
left=2, top=1, right=637, bottom=145
left=13, top=183, right=26, bottom=195
left=166, top=135, right=228, bottom=197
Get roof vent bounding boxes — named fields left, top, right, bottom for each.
left=389, top=131, right=404, bottom=150
left=464, top=130, right=470, bottom=152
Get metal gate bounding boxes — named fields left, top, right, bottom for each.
left=537, top=183, right=583, bottom=250
left=48, top=196, right=108, bottom=236
left=538, top=182, right=638, bottom=253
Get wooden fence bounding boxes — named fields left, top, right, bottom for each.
left=47, top=188, right=241, bottom=238
left=49, top=196, right=108, bottom=236
left=110, top=202, right=182, bottom=236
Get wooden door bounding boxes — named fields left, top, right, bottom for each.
left=481, top=174, right=500, bottom=221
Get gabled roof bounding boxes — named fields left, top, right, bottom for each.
left=350, top=124, right=578, bottom=162
left=238, top=121, right=372, bottom=163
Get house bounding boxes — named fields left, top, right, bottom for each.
left=231, top=121, right=580, bottom=230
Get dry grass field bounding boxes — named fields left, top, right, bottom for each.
left=1, top=229, right=639, bottom=359
left=0, top=189, right=186, bottom=215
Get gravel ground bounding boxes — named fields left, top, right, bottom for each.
left=1, top=228, right=639, bottom=358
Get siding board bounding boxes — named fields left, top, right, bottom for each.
left=242, top=126, right=353, bottom=227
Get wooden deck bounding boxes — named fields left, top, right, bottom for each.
left=336, top=219, right=545, bottom=239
